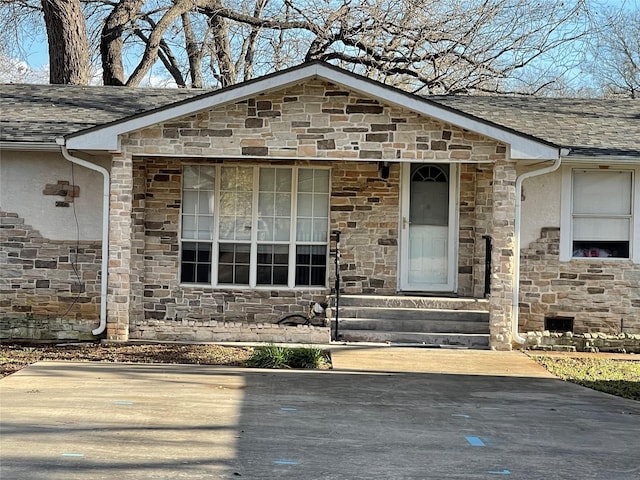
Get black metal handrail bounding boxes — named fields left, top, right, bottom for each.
left=332, top=230, right=341, bottom=341
left=482, top=235, right=492, bottom=297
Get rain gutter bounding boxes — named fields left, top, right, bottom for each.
left=56, top=139, right=110, bottom=336
left=512, top=150, right=568, bottom=345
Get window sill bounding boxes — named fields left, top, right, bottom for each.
left=178, top=283, right=329, bottom=291
left=568, top=257, right=631, bottom=262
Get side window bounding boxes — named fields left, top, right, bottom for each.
left=218, top=166, right=254, bottom=284
left=257, top=168, right=292, bottom=286
left=295, top=169, right=330, bottom=286
left=180, top=165, right=215, bottom=283
left=567, top=169, right=633, bottom=259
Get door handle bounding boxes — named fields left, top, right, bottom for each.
left=402, top=216, right=410, bottom=229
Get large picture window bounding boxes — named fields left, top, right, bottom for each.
left=180, top=165, right=330, bottom=287
left=561, top=167, right=638, bottom=261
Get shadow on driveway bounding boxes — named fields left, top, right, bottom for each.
left=1, top=359, right=639, bottom=479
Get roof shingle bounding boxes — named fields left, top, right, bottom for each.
left=428, top=96, right=640, bottom=157
left=0, top=84, right=203, bottom=144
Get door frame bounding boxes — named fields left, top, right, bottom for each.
left=398, top=162, right=459, bottom=292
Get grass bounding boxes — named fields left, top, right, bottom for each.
left=533, top=355, right=640, bottom=401
left=244, top=345, right=330, bottom=369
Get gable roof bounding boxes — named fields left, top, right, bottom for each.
left=1, top=61, right=638, bottom=159
left=60, top=62, right=559, bottom=160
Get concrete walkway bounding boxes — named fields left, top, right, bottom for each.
left=1, top=349, right=639, bottom=479
left=330, top=346, right=555, bottom=377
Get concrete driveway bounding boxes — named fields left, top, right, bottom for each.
left=1, top=348, right=639, bottom=479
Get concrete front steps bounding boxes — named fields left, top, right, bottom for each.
left=328, top=295, right=490, bottom=348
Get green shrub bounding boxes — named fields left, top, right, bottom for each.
left=287, top=347, right=328, bottom=369
left=245, top=345, right=329, bottom=369
left=245, top=345, right=291, bottom=368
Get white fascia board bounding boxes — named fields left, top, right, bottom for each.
left=65, top=62, right=559, bottom=160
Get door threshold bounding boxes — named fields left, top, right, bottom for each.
left=398, top=291, right=459, bottom=298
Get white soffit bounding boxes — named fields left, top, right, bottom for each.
left=65, top=63, right=559, bottom=160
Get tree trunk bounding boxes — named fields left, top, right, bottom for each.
left=41, top=0, right=89, bottom=85
left=208, top=11, right=236, bottom=87
left=182, top=12, right=203, bottom=88
left=101, top=0, right=146, bottom=86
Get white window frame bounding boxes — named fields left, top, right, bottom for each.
left=560, top=165, right=640, bottom=263
left=179, top=164, right=331, bottom=288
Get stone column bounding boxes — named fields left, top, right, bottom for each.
left=488, top=159, right=517, bottom=350
left=106, top=150, right=134, bottom=341
left=129, top=158, right=147, bottom=327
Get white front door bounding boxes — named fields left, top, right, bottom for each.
left=399, top=163, right=457, bottom=291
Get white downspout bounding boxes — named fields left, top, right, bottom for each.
left=512, top=151, right=567, bottom=345
left=57, top=140, right=110, bottom=336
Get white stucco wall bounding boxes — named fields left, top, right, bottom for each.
left=0, top=151, right=107, bottom=240
left=519, top=168, right=562, bottom=249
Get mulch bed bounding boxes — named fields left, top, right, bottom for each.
left=0, top=342, right=254, bottom=378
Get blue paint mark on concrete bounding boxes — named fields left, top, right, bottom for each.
left=465, top=436, right=486, bottom=447
left=274, top=460, right=299, bottom=465
left=62, top=453, right=84, bottom=457
left=452, top=414, right=470, bottom=418
left=280, top=407, right=297, bottom=411
left=113, top=401, right=135, bottom=405
left=488, top=470, right=511, bottom=475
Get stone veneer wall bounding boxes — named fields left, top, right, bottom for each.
left=519, top=227, right=640, bottom=334
left=128, top=157, right=400, bottom=338
left=330, top=161, right=399, bottom=294
left=488, top=160, right=518, bottom=349
left=458, top=164, right=494, bottom=297
left=121, top=79, right=505, bottom=164
left=0, top=211, right=101, bottom=341
left=107, top=79, right=505, bottom=341
left=128, top=157, right=331, bottom=341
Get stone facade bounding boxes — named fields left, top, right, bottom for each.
left=115, top=154, right=500, bottom=342
left=121, top=80, right=504, bottom=163
left=0, top=210, right=101, bottom=340
left=118, top=156, right=333, bottom=341
left=108, top=80, right=505, bottom=342
left=330, top=161, right=399, bottom=295
left=519, top=227, right=640, bottom=334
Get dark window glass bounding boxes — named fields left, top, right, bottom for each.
left=181, top=242, right=211, bottom=283
left=218, top=243, right=250, bottom=285
left=295, top=245, right=326, bottom=286
left=256, top=244, right=289, bottom=285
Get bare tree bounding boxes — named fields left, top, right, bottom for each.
left=589, top=2, right=640, bottom=98
left=1, top=0, right=597, bottom=94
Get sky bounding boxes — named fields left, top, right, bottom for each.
left=1, top=0, right=637, bottom=89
